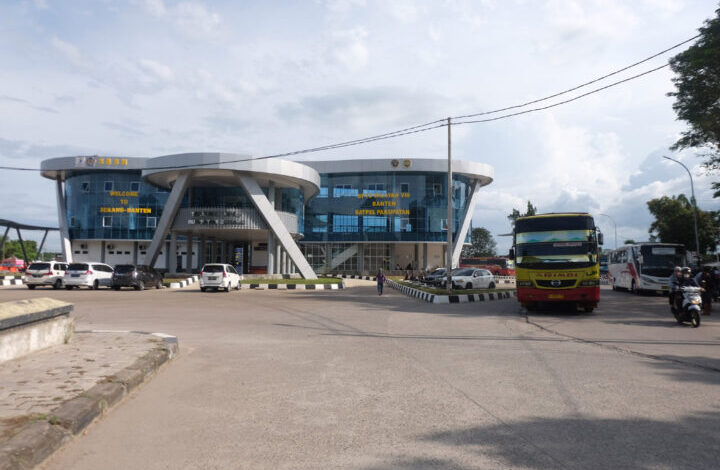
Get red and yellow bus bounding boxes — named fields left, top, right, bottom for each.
left=510, top=213, right=603, bottom=312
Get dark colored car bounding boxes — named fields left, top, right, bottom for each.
left=112, top=264, right=163, bottom=290
left=423, top=268, right=447, bottom=285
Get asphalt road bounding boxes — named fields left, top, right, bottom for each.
left=1, top=283, right=718, bottom=469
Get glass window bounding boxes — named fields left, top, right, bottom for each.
left=130, top=182, right=141, bottom=192
left=333, top=215, right=358, bottom=232
left=318, top=187, right=328, bottom=198
left=364, top=183, right=386, bottom=195
left=394, top=217, right=411, bottom=232
left=102, top=216, right=112, bottom=227
left=104, top=181, right=113, bottom=192
left=81, top=182, right=90, bottom=193
left=400, top=183, right=409, bottom=194
left=312, top=214, right=328, bottom=233
left=363, top=216, right=387, bottom=232
left=433, top=183, right=442, bottom=196
left=146, top=217, right=157, bottom=228
left=333, top=184, right=357, bottom=198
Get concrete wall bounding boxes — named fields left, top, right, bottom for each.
left=394, top=244, right=416, bottom=269
left=426, top=244, right=445, bottom=270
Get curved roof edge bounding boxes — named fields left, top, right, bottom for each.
left=142, top=153, right=321, bottom=197
left=41, top=156, right=148, bottom=181
left=302, top=158, right=494, bottom=186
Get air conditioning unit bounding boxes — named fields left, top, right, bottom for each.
left=80, top=243, right=88, bottom=249
left=107, top=244, right=115, bottom=250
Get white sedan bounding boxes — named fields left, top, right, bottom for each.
left=449, top=268, right=495, bottom=289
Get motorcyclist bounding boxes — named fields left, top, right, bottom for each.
left=673, top=267, right=699, bottom=312
left=668, top=266, right=681, bottom=309
left=695, top=266, right=714, bottom=315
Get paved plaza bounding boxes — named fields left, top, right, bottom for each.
left=0, top=283, right=718, bottom=469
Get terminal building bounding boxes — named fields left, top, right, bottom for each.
left=41, top=153, right=493, bottom=278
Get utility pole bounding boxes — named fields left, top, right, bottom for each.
left=446, top=117, right=453, bottom=293
left=663, top=156, right=700, bottom=261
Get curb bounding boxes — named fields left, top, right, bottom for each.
left=169, top=275, right=198, bottom=289
left=238, top=281, right=346, bottom=290
left=0, top=331, right=178, bottom=470
left=387, top=279, right=517, bottom=304
left=0, top=278, right=24, bottom=287
left=328, top=274, right=377, bottom=281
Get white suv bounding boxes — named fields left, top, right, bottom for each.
left=199, top=264, right=241, bottom=292
left=63, top=262, right=114, bottom=289
left=24, top=261, right=68, bottom=289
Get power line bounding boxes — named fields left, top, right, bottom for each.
left=451, top=34, right=699, bottom=120
left=453, top=63, right=670, bottom=126
left=0, top=35, right=698, bottom=172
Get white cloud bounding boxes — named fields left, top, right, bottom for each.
left=140, top=0, right=221, bottom=37
left=138, top=59, right=175, bottom=84
left=51, top=37, right=88, bottom=68
left=328, top=28, right=369, bottom=70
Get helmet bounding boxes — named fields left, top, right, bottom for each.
left=674, top=266, right=682, bottom=273
left=681, top=267, right=692, bottom=278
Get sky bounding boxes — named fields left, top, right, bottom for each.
left=0, top=0, right=718, bottom=254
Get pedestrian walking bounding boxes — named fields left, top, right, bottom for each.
left=376, top=269, right=386, bottom=296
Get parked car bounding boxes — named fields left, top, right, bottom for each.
left=199, top=264, right=241, bottom=292
left=440, top=268, right=495, bottom=289
left=112, top=264, right=163, bottom=290
left=63, top=262, right=114, bottom=289
left=24, top=261, right=68, bottom=289
left=424, top=268, right=447, bottom=285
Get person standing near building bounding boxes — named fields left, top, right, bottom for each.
left=376, top=269, right=386, bottom=296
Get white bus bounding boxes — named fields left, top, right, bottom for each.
left=608, top=243, right=687, bottom=294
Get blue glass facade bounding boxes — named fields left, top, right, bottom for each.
left=65, top=171, right=169, bottom=240
left=303, top=172, right=473, bottom=243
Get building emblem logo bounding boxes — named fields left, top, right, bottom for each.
left=391, top=159, right=400, bottom=168
left=86, top=156, right=96, bottom=166
left=402, top=159, right=412, bottom=169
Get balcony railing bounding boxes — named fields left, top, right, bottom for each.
left=172, top=207, right=299, bottom=233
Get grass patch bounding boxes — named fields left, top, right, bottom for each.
left=394, top=279, right=511, bottom=296
left=240, top=278, right=342, bottom=285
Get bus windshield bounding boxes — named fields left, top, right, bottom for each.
left=639, top=245, right=686, bottom=277
left=516, top=241, right=596, bottom=268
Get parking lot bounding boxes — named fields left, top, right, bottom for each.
left=1, top=283, right=718, bottom=469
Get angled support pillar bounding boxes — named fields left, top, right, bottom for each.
left=0, top=226, right=9, bottom=258
left=37, top=230, right=49, bottom=259
left=55, top=180, right=73, bottom=263
left=15, top=228, right=29, bottom=266
left=237, top=175, right=317, bottom=279
left=169, top=233, right=178, bottom=273
left=144, top=171, right=191, bottom=268
left=451, top=180, right=482, bottom=267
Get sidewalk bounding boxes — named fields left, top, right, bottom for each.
left=0, top=330, right=177, bottom=469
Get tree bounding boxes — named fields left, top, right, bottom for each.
left=668, top=7, right=720, bottom=197
left=461, top=227, right=497, bottom=258
left=647, top=194, right=720, bottom=254
left=507, top=201, right=538, bottom=227
left=623, top=239, right=636, bottom=245
left=0, top=239, right=38, bottom=262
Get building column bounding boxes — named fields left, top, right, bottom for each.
left=133, top=241, right=139, bottom=265
left=100, top=240, right=106, bottom=263
left=423, top=243, right=428, bottom=271
left=165, top=241, right=170, bottom=271
left=199, top=236, right=206, bottom=268
left=325, top=243, right=331, bottom=273
left=267, top=235, right=275, bottom=275
left=55, top=179, right=73, bottom=263
left=185, top=232, right=193, bottom=272
left=169, top=232, right=178, bottom=273
left=358, top=243, right=365, bottom=274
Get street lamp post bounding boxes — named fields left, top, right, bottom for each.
left=599, top=213, right=617, bottom=249
left=663, top=156, right=700, bottom=260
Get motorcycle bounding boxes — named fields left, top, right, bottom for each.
left=672, top=285, right=702, bottom=328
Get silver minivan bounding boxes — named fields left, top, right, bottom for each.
left=24, top=261, right=68, bottom=289
left=63, top=262, right=114, bottom=289
left=199, top=264, right=242, bottom=292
